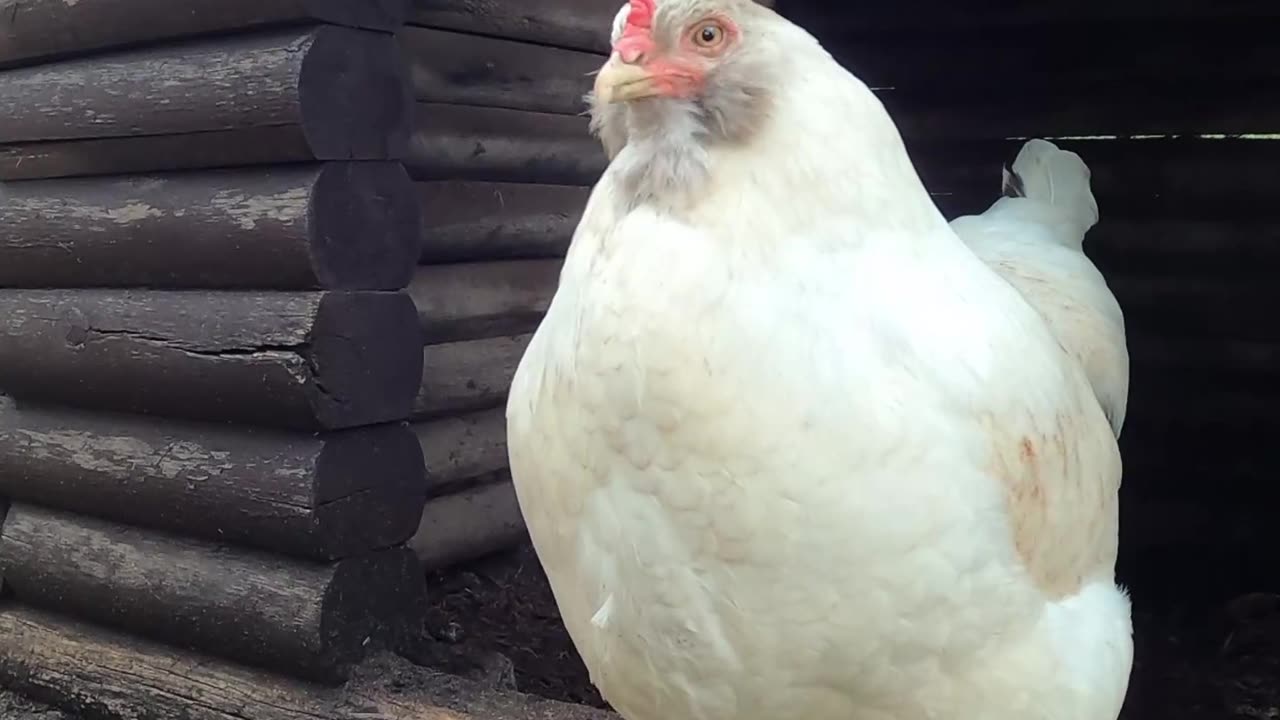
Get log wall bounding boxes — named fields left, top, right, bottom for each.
left=0, top=0, right=605, bottom=715
left=0, top=0, right=511, bottom=710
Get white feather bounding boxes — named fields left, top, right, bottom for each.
left=951, top=139, right=1129, bottom=435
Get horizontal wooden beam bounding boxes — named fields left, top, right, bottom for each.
left=409, top=260, right=559, bottom=344
left=407, top=103, right=607, bottom=185
left=0, top=606, right=617, bottom=720
left=0, top=290, right=423, bottom=430
left=0, top=403, right=426, bottom=560
left=415, top=408, right=509, bottom=496
left=885, top=89, right=1280, bottom=142
left=419, top=181, right=586, bottom=263
left=0, top=0, right=411, bottom=68
left=781, top=0, right=1280, bottom=36
left=410, top=0, right=614, bottom=54
left=915, top=139, right=1280, bottom=216
left=0, top=505, right=422, bottom=682
left=416, top=333, right=533, bottom=420
left=400, top=27, right=599, bottom=116
left=409, top=476, right=527, bottom=571
left=0, top=162, right=420, bottom=290
left=0, top=26, right=410, bottom=180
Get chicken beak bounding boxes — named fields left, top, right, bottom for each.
left=594, top=55, right=662, bottom=104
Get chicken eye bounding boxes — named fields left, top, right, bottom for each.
left=692, top=22, right=726, bottom=48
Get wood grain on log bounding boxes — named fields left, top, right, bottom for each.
left=0, top=0, right=411, bottom=67
left=0, top=404, right=426, bottom=560
left=416, top=408, right=508, bottom=497
left=0, top=26, right=410, bottom=180
left=416, top=334, right=533, bottom=420
left=410, top=477, right=527, bottom=571
left=419, top=181, right=587, bottom=263
left=407, top=103, right=607, bottom=185
left=400, top=27, right=599, bottom=116
left=409, top=261, right=558, bottom=344
left=410, top=0, right=615, bottom=54
left=0, top=606, right=617, bottom=720
left=0, top=506, right=422, bottom=682
left=0, top=163, right=420, bottom=289
left=0, top=290, right=423, bottom=430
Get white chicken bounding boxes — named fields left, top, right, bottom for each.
left=508, top=1, right=1133, bottom=719
left=950, top=140, right=1130, bottom=436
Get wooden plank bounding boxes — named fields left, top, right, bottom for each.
left=836, top=23, right=1280, bottom=96
left=410, top=0, right=614, bottom=54
left=0, top=290, right=424, bottom=431
left=407, top=103, right=607, bottom=185
left=408, top=260, right=558, bottom=343
left=0, top=505, right=422, bottom=682
left=0, top=26, right=410, bottom=180
left=886, top=88, right=1280, bottom=141
left=0, top=403, right=426, bottom=560
left=0, top=162, right=421, bottom=290
left=1106, top=275, right=1280, bottom=341
left=915, top=139, right=1280, bottom=216
left=782, top=0, right=1280, bottom=36
left=409, top=476, right=526, bottom=571
left=0, top=606, right=617, bottom=720
left=419, top=181, right=587, bottom=262
left=400, top=27, right=598, bottom=115
left=0, top=0, right=411, bottom=67
left=415, top=408, right=508, bottom=497
left=416, top=333, right=533, bottom=419
left=1086, top=218, right=1280, bottom=275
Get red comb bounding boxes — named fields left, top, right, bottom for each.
left=621, top=0, right=655, bottom=37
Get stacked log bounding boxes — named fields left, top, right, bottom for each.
left=396, top=8, right=615, bottom=576
left=1, top=0, right=605, bottom=715
left=0, top=0, right=439, bottom=713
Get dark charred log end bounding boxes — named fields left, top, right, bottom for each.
left=306, top=0, right=412, bottom=31
left=312, top=424, right=427, bottom=559
left=310, top=292, right=424, bottom=430
left=319, top=548, right=423, bottom=679
left=309, top=162, right=422, bottom=290
left=300, top=27, right=413, bottom=161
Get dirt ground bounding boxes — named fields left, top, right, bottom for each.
left=406, top=543, right=1280, bottom=719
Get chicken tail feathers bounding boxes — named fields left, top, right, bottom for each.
left=1004, top=139, right=1100, bottom=232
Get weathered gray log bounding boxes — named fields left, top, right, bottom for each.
left=0, top=0, right=411, bottom=67
left=419, top=181, right=588, bottom=262
left=0, top=290, right=423, bottom=430
left=410, top=0, right=614, bottom=54
left=0, top=162, right=421, bottom=289
left=409, top=476, right=526, bottom=571
left=416, top=333, right=534, bottom=419
left=0, top=404, right=426, bottom=560
left=407, top=103, right=607, bottom=185
left=400, top=26, right=599, bottom=115
left=0, top=505, right=422, bottom=682
left=415, top=408, right=509, bottom=497
left=0, top=607, right=617, bottom=720
left=409, top=261, right=559, bottom=344
left=0, top=26, right=410, bottom=180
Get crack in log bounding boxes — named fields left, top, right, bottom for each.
left=83, top=327, right=305, bottom=360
